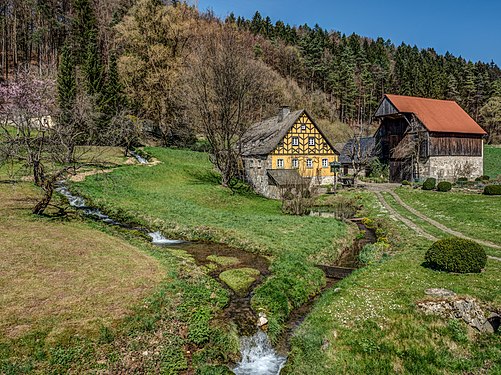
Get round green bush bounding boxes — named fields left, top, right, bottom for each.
left=422, top=177, right=436, bottom=190
left=437, top=181, right=452, bottom=192
left=401, top=180, right=411, bottom=186
left=425, top=237, right=487, bottom=273
left=484, top=185, right=501, bottom=195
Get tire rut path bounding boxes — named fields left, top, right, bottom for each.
left=374, top=189, right=501, bottom=262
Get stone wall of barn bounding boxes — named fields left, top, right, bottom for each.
left=418, top=156, right=483, bottom=181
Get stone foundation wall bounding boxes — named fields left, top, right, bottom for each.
left=243, top=156, right=280, bottom=199
left=419, top=156, right=483, bottom=181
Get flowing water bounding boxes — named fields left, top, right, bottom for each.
left=129, top=150, right=148, bottom=164
left=233, top=331, right=287, bottom=375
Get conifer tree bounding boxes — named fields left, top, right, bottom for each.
left=83, top=30, right=104, bottom=97
left=57, top=44, right=76, bottom=126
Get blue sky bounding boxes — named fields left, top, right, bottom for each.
left=196, top=0, right=501, bottom=66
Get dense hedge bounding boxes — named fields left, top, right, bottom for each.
left=437, top=181, right=452, bottom=192
left=424, top=237, right=487, bottom=273
left=422, top=177, right=436, bottom=190
left=484, top=185, right=501, bottom=195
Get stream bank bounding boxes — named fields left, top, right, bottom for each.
left=57, top=164, right=374, bottom=374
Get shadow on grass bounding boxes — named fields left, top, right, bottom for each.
left=188, top=170, right=257, bottom=197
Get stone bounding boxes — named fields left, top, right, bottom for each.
left=417, top=297, right=498, bottom=333
left=425, top=288, right=456, bottom=298
left=257, top=312, right=268, bottom=327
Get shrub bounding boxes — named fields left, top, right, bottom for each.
left=457, top=177, right=468, bottom=182
left=475, top=175, right=490, bottom=182
left=437, top=181, right=452, bottom=192
left=483, top=185, right=501, bottom=195
left=422, top=177, right=436, bottom=190
left=401, top=180, right=411, bottom=186
left=424, top=237, right=487, bottom=273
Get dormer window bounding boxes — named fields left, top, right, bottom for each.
left=277, top=159, right=284, bottom=168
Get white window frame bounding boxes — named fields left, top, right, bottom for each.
left=301, top=124, right=306, bottom=131
left=292, top=158, right=298, bottom=168
left=308, top=137, right=315, bottom=146
left=277, top=159, right=284, bottom=169
left=292, top=136, right=299, bottom=146
left=322, top=158, right=329, bottom=168
left=306, top=159, right=313, bottom=168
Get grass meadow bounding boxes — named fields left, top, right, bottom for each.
left=285, top=191, right=501, bottom=374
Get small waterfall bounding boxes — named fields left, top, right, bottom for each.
left=148, top=231, right=185, bottom=245
left=130, top=151, right=148, bottom=164
left=233, top=331, right=286, bottom=375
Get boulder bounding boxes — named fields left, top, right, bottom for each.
left=424, top=288, right=456, bottom=298
left=417, top=295, right=499, bottom=334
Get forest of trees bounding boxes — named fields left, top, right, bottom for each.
left=1, top=0, right=501, bottom=144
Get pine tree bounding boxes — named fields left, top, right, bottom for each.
left=102, top=54, right=126, bottom=116
left=83, top=30, right=104, bottom=97
left=57, top=44, right=76, bottom=125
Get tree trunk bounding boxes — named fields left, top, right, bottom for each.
left=32, top=183, right=53, bottom=215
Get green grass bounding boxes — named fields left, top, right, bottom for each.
left=394, top=188, right=501, bottom=249
left=76, top=148, right=347, bottom=257
left=75, top=147, right=350, bottom=338
left=285, top=192, right=501, bottom=374
left=0, top=183, right=238, bottom=373
left=484, top=144, right=501, bottom=178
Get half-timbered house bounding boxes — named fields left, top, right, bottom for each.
left=240, top=107, right=339, bottom=198
left=374, top=94, right=487, bottom=182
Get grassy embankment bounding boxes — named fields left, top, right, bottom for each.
left=75, top=147, right=350, bottom=339
left=0, top=157, right=237, bottom=374
left=285, top=188, right=501, bottom=374
left=484, top=144, right=501, bottom=178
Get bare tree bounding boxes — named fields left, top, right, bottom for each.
left=391, top=116, right=428, bottom=181
left=187, top=25, right=279, bottom=187
left=279, top=173, right=316, bottom=216
left=344, top=135, right=377, bottom=179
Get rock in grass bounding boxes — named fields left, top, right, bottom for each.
left=206, top=255, right=241, bottom=267
left=219, top=268, right=260, bottom=295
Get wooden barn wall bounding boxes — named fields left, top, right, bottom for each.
left=429, top=135, right=483, bottom=156
left=374, top=98, right=399, bottom=117
left=375, top=118, right=409, bottom=161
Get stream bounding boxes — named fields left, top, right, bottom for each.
left=56, top=155, right=374, bottom=375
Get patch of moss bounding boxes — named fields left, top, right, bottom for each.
left=219, top=268, right=260, bottom=295
left=201, top=262, right=219, bottom=273
left=207, top=255, right=241, bottom=267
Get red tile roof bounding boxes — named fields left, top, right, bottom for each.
left=385, top=94, right=487, bottom=135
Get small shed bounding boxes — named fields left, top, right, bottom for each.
left=337, top=137, right=377, bottom=177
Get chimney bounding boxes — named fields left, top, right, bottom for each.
left=278, top=106, right=290, bottom=122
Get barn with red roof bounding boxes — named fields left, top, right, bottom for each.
left=374, top=94, right=487, bottom=182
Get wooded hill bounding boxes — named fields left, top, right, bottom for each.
left=2, top=0, right=501, bottom=143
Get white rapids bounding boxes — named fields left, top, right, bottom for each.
left=130, top=151, right=148, bottom=164
left=233, top=331, right=287, bottom=375
left=148, top=231, right=185, bottom=245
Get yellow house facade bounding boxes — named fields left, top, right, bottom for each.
left=240, top=107, right=339, bottom=198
